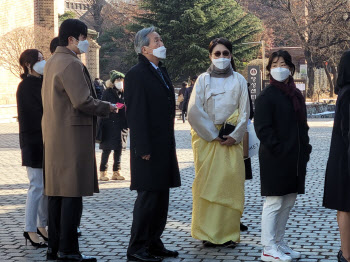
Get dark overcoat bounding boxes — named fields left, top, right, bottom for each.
left=254, top=84, right=312, bottom=196
left=323, top=86, right=350, bottom=211
left=16, top=76, right=43, bottom=168
left=323, top=50, right=350, bottom=211
left=124, top=54, right=181, bottom=191
left=98, top=87, right=128, bottom=150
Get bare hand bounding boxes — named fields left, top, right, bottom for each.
left=220, top=135, right=236, bottom=146
left=213, top=136, right=224, bottom=142
left=141, top=154, right=151, bottom=160
left=109, top=104, right=118, bottom=113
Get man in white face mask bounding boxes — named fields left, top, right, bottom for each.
left=41, top=19, right=116, bottom=262
left=124, top=26, right=181, bottom=262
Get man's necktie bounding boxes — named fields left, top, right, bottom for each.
left=156, top=68, right=169, bottom=89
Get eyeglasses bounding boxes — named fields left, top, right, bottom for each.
left=212, top=50, right=230, bottom=58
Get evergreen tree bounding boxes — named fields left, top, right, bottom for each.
left=135, top=0, right=263, bottom=79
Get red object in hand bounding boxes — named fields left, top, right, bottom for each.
left=116, top=103, right=125, bottom=109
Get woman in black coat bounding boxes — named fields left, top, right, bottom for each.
left=323, top=50, right=350, bottom=262
left=98, top=70, right=128, bottom=181
left=17, top=49, right=48, bottom=247
left=254, top=50, right=312, bottom=262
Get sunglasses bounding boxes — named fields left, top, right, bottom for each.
left=212, top=50, right=230, bottom=57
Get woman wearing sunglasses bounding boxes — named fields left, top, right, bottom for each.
left=187, top=38, right=250, bottom=247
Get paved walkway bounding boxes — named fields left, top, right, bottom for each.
left=0, top=119, right=340, bottom=262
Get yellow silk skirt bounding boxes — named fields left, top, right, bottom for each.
left=191, top=110, right=245, bottom=244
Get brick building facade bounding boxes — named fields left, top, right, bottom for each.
left=0, top=0, right=100, bottom=122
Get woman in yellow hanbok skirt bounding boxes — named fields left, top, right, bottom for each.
left=187, top=38, right=250, bottom=247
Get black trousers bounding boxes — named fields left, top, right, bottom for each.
left=100, top=148, right=122, bottom=171
left=127, top=190, right=170, bottom=255
left=48, top=196, right=82, bottom=254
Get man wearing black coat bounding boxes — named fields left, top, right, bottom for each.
left=124, top=26, right=181, bottom=262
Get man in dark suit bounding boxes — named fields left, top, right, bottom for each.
left=124, top=26, right=181, bottom=262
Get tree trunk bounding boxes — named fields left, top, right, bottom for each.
left=331, top=64, right=337, bottom=96
left=324, top=63, right=334, bottom=98
left=304, top=49, right=315, bottom=98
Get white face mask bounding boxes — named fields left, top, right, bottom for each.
left=212, top=58, right=231, bottom=70
left=152, top=46, right=167, bottom=59
left=74, top=39, right=89, bottom=54
left=33, top=60, right=46, bottom=75
left=270, top=67, right=291, bottom=82
left=115, top=81, right=123, bottom=90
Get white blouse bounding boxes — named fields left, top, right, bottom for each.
left=187, top=71, right=250, bottom=143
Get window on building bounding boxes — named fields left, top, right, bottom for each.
left=71, top=3, right=74, bottom=9
left=66, top=2, right=69, bottom=8
left=79, top=4, right=82, bottom=9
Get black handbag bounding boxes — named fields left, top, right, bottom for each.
left=218, top=122, right=236, bottom=140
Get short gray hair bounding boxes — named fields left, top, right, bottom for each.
left=134, top=26, right=156, bottom=54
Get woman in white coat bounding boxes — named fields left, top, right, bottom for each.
left=188, top=38, right=250, bottom=247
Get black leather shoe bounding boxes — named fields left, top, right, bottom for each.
left=338, top=250, right=343, bottom=261
left=240, top=222, right=248, bottom=232
left=127, top=251, right=162, bottom=261
left=149, top=248, right=178, bottom=258
left=202, top=240, right=237, bottom=248
left=47, top=248, right=58, bottom=260
left=57, top=252, right=97, bottom=261
left=339, top=251, right=350, bottom=262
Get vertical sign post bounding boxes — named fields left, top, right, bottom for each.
left=248, top=65, right=261, bottom=106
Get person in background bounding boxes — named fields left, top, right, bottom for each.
left=98, top=70, right=128, bottom=181
left=323, top=50, right=350, bottom=262
left=17, top=49, right=48, bottom=248
left=182, top=75, right=197, bottom=119
left=254, top=50, right=312, bottom=262
left=42, top=19, right=115, bottom=261
left=177, top=81, right=187, bottom=122
left=124, top=26, right=181, bottom=262
left=188, top=37, right=249, bottom=248
left=49, top=36, right=83, bottom=238
left=49, top=37, right=59, bottom=54
left=94, top=78, right=105, bottom=100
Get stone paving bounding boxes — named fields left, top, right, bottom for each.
left=0, top=119, right=341, bottom=262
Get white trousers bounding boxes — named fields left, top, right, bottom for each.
left=24, top=167, right=48, bottom=232
left=261, top=193, right=297, bottom=248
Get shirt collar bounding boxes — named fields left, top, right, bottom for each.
left=149, top=61, right=159, bottom=70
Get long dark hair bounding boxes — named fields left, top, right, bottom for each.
left=266, top=49, right=296, bottom=76
left=208, top=38, right=236, bottom=71
left=335, top=50, right=350, bottom=94
left=19, top=49, right=41, bottom=79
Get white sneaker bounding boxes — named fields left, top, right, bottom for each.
left=261, top=246, right=292, bottom=262
left=278, top=241, right=301, bottom=259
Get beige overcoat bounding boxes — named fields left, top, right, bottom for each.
left=42, top=46, right=110, bottom=197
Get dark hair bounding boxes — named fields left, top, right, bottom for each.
left=50, top=37, right=59, bottom=54
left=191, top=75, right=198, bottom=81
left=58, top=19, right=88, bottom=46
left=208, top=38, right=236, bottom=71
left=182, top=81, right=187, bottom=87
left=266, top=50, right=296, bottom=76
left=19, top=49, right=41, bottom=79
